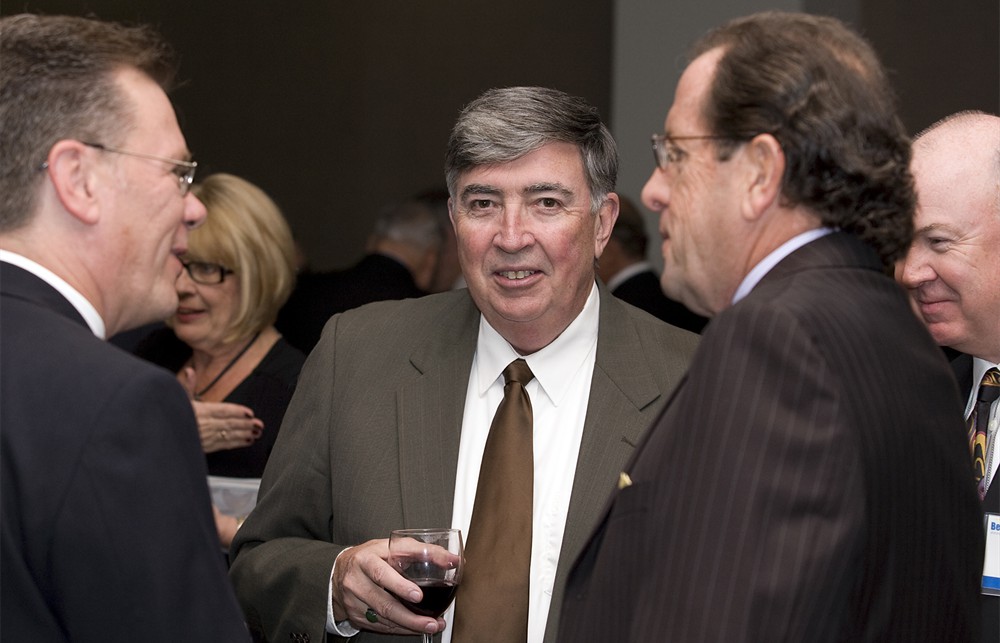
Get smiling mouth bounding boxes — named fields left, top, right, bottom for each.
left=499, top=270, right=536, bottom=280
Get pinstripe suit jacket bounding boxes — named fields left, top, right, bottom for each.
left=229, top=284, right=698, bottom=642
left=560, top=232, right=984, bottom=642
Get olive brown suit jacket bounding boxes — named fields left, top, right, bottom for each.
left=230, top=284, right=698, bottom=642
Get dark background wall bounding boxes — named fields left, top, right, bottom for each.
left=5, top=1, right=996, bottom=271
left=861, top=0, right=998, bottom=134
left=5, top=0, right=613, bottom=271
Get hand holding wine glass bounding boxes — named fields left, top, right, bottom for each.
left=388, top=528, right=464, bottom=643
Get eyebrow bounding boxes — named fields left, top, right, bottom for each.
left=523, top=183, right=574, bottom=199
left=915, top=222, right=958, bottom=235
left=459, top=184, right=502, bottom=200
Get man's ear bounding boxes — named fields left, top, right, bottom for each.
left=43, top=140, right=103, bottom=226
left=741, top=133, right=784, bottom=222
left=593, top=192, right=620, bottom=257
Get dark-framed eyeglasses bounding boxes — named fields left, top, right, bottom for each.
left=180, top=260, right=233, bottom=285
left=651, top=133, right=756, bottom=171
left=82, top=141, right=198, bottom=195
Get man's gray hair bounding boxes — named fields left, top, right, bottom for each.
left=445, top=86, right=618, bottom=214
left=372, top=199, right=444, bottom=251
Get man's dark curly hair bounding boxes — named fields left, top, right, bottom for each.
left=690, top=12, right=915, bottom=266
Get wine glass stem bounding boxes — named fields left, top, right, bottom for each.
left=422, top=634, right=433, bottom=643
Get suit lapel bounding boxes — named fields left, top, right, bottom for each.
left=397, top=294, right=480, bottom=528
left=950, top=352, right=974, bottom=399
left=555, top=288, right=667, bottom=586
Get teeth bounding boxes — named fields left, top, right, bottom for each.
left=501, top=270, right=535, bottom=280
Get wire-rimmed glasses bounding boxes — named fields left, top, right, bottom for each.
left=82, top=141, right=197, bottom=195
left=651, top=133, right=760, bottom=171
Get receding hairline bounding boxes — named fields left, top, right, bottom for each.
left=913, top=111, right=1000, bottom=175
left=915, top=110, right=998, bottom=142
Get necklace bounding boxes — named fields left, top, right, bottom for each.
left=193, top=332, right=261, bottom=400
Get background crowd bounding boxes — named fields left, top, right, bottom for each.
left=1, top=7, right=997, bottom=643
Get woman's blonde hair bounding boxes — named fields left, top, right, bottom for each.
left=188, top=173, right=297, bottom=343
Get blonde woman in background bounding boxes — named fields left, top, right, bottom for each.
left=136, top=173, right=305, bottom=546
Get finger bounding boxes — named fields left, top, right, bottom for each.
left=216, top=428, right=255, bottom=448
left=352, top=596, right=434, bottom=636
left=201, top=401, right=255, bottom=420
left=353, top=556, right=440, bottom=634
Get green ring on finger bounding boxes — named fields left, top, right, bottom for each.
left=365, top=607, right=379, bottom=624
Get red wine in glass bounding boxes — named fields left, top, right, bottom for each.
left=395, top=578, right=458, bottom=617
left=388, top=528, right=464, bottom=643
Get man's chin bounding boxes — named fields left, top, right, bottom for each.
left=926, top=322, right=962, bottom=349
left=120, top=288, right=176, bottom=334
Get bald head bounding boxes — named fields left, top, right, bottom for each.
left=897, top=111, right=1000, bottom=361
left=914, top=111, right=1000, bottom=188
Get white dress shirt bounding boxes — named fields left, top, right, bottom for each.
left=327, top=284, right=600, bottom=640
left=0, top=250, right=106, bottom=338
left=446, top=283, right=599, bottom=643
left=732, top=227, right=834, bottom=305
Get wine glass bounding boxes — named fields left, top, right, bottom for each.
left=388, top=528, right=464, bottom=643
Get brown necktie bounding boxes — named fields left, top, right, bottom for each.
left=453, top=358, right=534, bottom=642
left=970, top=367, right=1000, bottom=500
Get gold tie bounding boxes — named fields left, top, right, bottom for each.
left=453, top=359, right=534, bottom=642
left=970, top=367, right=1000, bottom=500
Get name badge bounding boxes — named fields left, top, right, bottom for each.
left=985, top=512, right=1000, bottom=596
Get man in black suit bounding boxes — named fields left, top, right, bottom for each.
left=559, top=12, right=984, bottom=642
left=896, top=110, right=1000, bottom=643
left=597, top=195, right=707, bottom=333
left=0, top=15, right=248, bottom=641
left=277, top=197, right=443, bottom=353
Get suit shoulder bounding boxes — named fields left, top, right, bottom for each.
left=610, top=295, right=700, bottom=353
left=335, top=289, right=473, bottom=332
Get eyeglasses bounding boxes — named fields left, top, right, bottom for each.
left=651, top=133, right=755, bottom=171
left=180, top=260, right=233, bottom=285
left=82, top=141, right=198, bottom=195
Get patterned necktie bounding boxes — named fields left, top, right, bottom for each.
left=453, top=359, right=534, bottom=643
left=969, top=367, right=1000, bottom=500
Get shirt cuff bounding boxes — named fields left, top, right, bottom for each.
left=326, top=547, right=360, bottom=637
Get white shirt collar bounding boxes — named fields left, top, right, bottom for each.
left=605, top=261, right=652, bottom=292
left=732, top=227, right=835, bottom=304
left=0, top=249, right=106, bottom=338
left=966, top=356, right=1000, bottom=418
left=475, top=282, right=600, bottom=407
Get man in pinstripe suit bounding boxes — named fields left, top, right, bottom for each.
left=559, top=12, right=984, bottom=642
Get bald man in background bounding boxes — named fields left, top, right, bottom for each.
left=896, top=110, right=1000, bottom=643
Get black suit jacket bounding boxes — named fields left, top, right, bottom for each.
left=276, top=253, right=427, bottom=353
left=0, top=263, right=249, bottom=641
left=611, top=269, right=708, bottom=334
left=952, top=351, right=999, bottom=642
left=560, top=233, right=984, bottom=642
